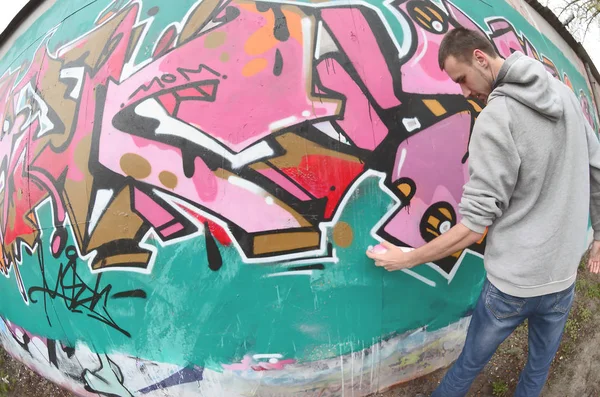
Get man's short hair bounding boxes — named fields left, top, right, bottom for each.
left=438, top=27, right=499, bottom=70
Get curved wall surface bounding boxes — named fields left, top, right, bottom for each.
left=0, top=0, right=597, bottom=396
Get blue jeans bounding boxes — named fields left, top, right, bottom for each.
left=431, top=278, right=575, bottom=397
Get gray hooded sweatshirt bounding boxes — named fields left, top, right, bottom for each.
left=459, top=51, right=600, bottom=298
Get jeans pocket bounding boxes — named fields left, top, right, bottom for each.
left=485, top=288, right=526, bottom=320
left=552, top=283, right=575, bottom=314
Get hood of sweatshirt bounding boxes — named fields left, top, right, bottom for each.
left=488, top=51, right=563, bottom=121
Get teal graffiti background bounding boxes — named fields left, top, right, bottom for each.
left=0, top=0, right=595, bottom=374
left=0, top=177, right=485, bottom=369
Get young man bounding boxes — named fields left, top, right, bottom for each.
left=366, top=27, right=600, bottom=396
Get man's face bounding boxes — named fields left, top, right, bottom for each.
left=443, top=53, right=493, bottom=102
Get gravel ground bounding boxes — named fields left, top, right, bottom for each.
left=0, top=347, right=72, bottom=397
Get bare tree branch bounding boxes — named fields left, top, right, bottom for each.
left=558, top=0, right=583, bottom=18
left=582, top=7, right=600, bottom=40
left=551, top=0, right=600, bottom=40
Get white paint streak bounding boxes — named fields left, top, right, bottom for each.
left=13, top=329, right=24, bottom=343
left=350, top=343, right=355, bottom=397
left=88, top=189, right=114, bottom=235
left=227, top=176, right=265, bottom=196
left=440, top=221, right=452, bottom=234
left=402, top=269, right=436, bottom=287
left=16, top=146, right=26, bottom=166
left=282, top=256, right=339, bottom=266
left=17, top=83, right=54, bottom=137
left=383, top=0, right=413, bottom=58
left=426, top=247, right=483, bottom=284
left=314, top=121, right=351, bottom=145
left=315, top=20, right=338, bottom=59
left=265, top=270, right=314, bottom=278
left=275, top=285, right=281, bottom=307
left=301, top=17, right=312, bottom=80
left=59, top=67, right=85, bottom=100
left=269, top=115, right=298, bottom=131
left=402, top=117, right=421, bottom=132
left=340, top=346, right=345, bottom=396
left=395, top=148, right=407, bottom=179
left=314, top=20, right=324, bottom=60
left=252, top=354, right=283, bottom=360
left=359, top=348, right=365, bottom=389
left=370, top=339, right=375, bottom=388
left=136, top=99, right=274, bottom=168
left=10, top=132, right=25, bottom=163
left=411, top=29, right=429, bottom=66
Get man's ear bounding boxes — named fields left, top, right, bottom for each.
left=473, top=49, right=486, bottom=67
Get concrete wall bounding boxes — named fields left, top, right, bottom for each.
left=0, top=1, right=596, bottom=396
left=510, top=0, right=600, bottom=123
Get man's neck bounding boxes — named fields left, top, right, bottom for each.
left=489, top=57, right=505, bottom=84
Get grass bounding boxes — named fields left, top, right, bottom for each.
left=492, top=380, right=509, bottom=396
left=554, top=253, right=600, bottom=359
left=576, top=277, right=600, bottom=299
left=0, top=354, right=13, bottom=396
left=580, top=306, right=592, bottom=322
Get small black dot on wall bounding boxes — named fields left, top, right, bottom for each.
left=222, top=75, right=228, bottom=79
left=330, top=186, right=336, bottom=191
left=147, top=6, right=159, bottom=16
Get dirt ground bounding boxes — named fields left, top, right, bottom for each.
left=1, top=261, right=599, bottom=397
left=0, top=348, right=72, bottom=397
left=376, top=257, right=600, bottom=397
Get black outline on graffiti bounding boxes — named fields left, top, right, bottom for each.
left=27, top=243, right=146, bottom=337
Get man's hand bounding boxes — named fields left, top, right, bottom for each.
left=366, top=241, right=415, bottom=272
left=588, top=240, right=600, bottom=274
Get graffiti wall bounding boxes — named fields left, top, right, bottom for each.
left=0, top=0, right=596, bottom=395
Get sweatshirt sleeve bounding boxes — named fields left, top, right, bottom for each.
left=459, top=98, right=521, bottom=234
left=585, top=119, right=600, bottom=240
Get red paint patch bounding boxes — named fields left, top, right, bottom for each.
left=158, top=93, right=177, bottom=115
left=197, top=83, right=215, bottom=97
left=281, top=155, right=364, bottom=219
left=179, top=206, right=232, bottom=246
left=176, top=87, right=204, bottom=99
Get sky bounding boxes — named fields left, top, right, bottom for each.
left=0, top=0, right=29, bottom=34
left=0, top=0, right=596, bottom=68
left=544, top=0, right=600, bottom=69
